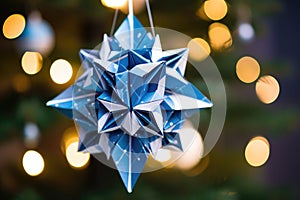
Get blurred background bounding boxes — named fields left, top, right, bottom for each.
left=0, top=0, right=299, bottom=199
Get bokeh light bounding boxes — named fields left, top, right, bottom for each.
left=245, top=136, right=270, bottom=167
left=175, top=128, right=204, bottom=170
left=22, top=150, right=45, bottom=176
left=50, top=59, right=73, bottom=84
left=66, top=141, right=90, bottom=169
left=238, top=23, right=255, bottom=41
left=101, top=0, right=127, bottom=9
left=62, top=127, right=90, bottom=169
left=255, top=75, right=280, bottom=104
left=3, top=14, right=26, bottom=39
left=21, top=51, right=43, bottom=75
left=62, top=127, right=78, bottom=151
left=18, top=11, right=55, bottom=56
left=208, top=22, right=232, bottom=51
left=196, top=5, right=209, bottom=21
left=188, top=38, right=211, bottom=61
left=204, top=0, right=228, bottom=21
left=154, top=149, right=172, bottom=163
left=24, top=122, right=40, bottom=148
left=236, top=56, right=260, bottom=83
left=120, top=0, right=145, bottom=14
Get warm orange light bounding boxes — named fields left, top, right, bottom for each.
left=245, top=136, right=270, bottom=167
left=62, top=127, right=90, bottom=169
left=21, top=51, right=43, bottom=75
left=188, top=38, right=211, bottom=61
left=62, top=127, right=78, bottom=151
left=22, top=150, right=45, bottom=176
left=101, top=0, right=127, bottom=9
left=120, top=0, right=145, bottom=14
left=196, top=5, right=210, bottom=21
left=208, top=22, right=232, bottom=51
left=255, top=75, right=280, bottom=104
left=236, top=56, right=260, bottom=83
left=204, top=0, right=228, bottom=21
left=66, top=141, right=90, bottom=169
left=3, top=14, right=26, bottom=39
left=175, top=128, right=204, bottom=170
left=50, top=59, right=73, bottom=84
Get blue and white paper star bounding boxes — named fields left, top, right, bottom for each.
left=47, top=14, right=212, bottom=193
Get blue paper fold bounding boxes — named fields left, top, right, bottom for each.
left=47, top=14, right=212, bottom=193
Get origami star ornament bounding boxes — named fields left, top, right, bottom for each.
left=47, top=14, right=212, bottom=193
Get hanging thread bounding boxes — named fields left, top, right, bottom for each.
left=145, top=0, right=155, bottom=37
left=109, top=0, right=156, bottom=46
left=110, top=9, right=119, bottom=36
left=128, top=0, right=134, bottom=49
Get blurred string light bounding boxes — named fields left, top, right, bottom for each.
left=50, top=59, right=73, bottom=84
left=18, top=11, right=55, bottom=56
left=62, top=127, right=90, bottom=169
left=203, top=0, right=228, bottom=21
left=236, top=56, right=260, bottom=83
left=66, top=141, right=90, bottom=169
left=196, top=5, right=209, bottom=21
left=144, top=122, right=205, bottom=171
left=238, top=23, right=255, bottom=41
left=175, top=127, right=204, bottom=170
left=21, top=51, right=43, bottom=75
left=208, top=22, right=232, bottom=51
left=24, top=122, right=40, bottom=148
left=245, top=136, right=270, bottom=167
left=120, top=0, right=145, bottom=14
left=187, top=38, right=211, bottom=61
left=101, top=0, right=127, bottom=9
left=22, top=150, right=45, bottom=176
left=2, top=14, right=26, bottom=39
left=255, top=75, right=280, bottom=104
left=12, top=74, right=30, bottom=93
left=236, top=3, right=254, bottom=42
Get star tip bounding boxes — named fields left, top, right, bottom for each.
left=79, top=49, right=85, bottom=57
left=77, top=142, right=86, bottom=152
left=79, top=49, right=90, bottom=55
left=103, top=34, right=109, bottom=41
left=46, top=101, right=52, bottom=107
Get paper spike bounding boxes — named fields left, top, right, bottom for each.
left=100, top=34, right=110, bottom=60
left=111, top=135, right=148, bottom=193
left=46, top=86, right=74, bottom=118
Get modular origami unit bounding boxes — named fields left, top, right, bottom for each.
left=47, top=14, right=212, bottom=193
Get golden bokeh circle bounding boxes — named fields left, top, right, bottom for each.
left=21, top=51, right=43, bottom=75
left=3, top=14, right=26, bottom=39
left=245, top=136, right=270, bottom=167
left=256, top=75, right=280, bottom=104
left=208, top=22, right=232, bottom=51
left=188, top=38, right=211, bottom=61
left=204, top=0, right=228, bottom=21
left=236, top=56, right=260, bottom=83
